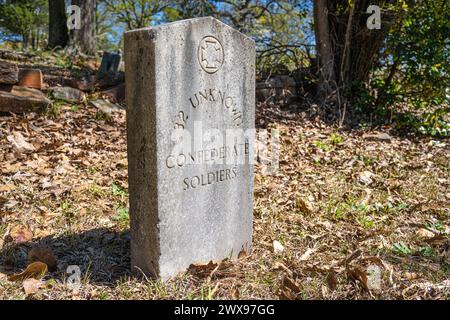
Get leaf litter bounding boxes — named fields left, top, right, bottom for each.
left=0, top=96, right=449, bottom=299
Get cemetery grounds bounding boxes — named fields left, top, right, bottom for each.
left=0, top=54, right=449, bottom=300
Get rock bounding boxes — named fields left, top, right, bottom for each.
left=101, top=83, right=125, bottom=103
left=0, top=50, right=35, bottom=62
left=90, top=99, right=122, bottom=114
left=0, top=85, right=52, bottom=113
left=364, top=132, right=392, bottom=142
left=44, top=75, right=96, bottom=92
left=0, top=60, right=19, bottom=84
left=95, top=72, right=124, bottom=90
left=256, top=75, right=297, bottom=103
left=66, top=76, right=96, bottom=92
left=18, top=69, right=43, bottom=90
left=51, top=86, right=85, bottom=103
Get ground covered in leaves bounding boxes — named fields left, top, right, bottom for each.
left=0, top=99, right=449, bottom=300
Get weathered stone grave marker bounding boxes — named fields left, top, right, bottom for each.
left=98, top=52, right=121, bottom=78
left=125, top=17, right=255, bottom=279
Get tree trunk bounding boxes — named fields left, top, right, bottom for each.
left=48, top=0, right=69, bottom=49
left=70, top=0, right=96, bottom=55
left=313, top=0, right=388, bottom=107
left=22, top=34, right=30, bottom=51
left=313, top=0, right=335, bottom=100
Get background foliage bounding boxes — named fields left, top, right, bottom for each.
left=0, top=0, right=448, bottom=135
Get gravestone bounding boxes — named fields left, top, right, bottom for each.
left=98, top=52, right=121, bottom=79
left=125, top=17, right=255, bottom=280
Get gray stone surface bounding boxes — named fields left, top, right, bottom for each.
left=0, top=60, right=19, bottom=84
left=90, top=99, right=122, bottom=114
left=0, top=86, right=52, bottom=113
left=51, top=86, right=85, bottom=103
left=125, top=17, right=255, bottom=280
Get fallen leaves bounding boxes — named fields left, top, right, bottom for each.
left=346, top=265, right=370, bottom=292
left=279, top=276, right=302, bottom=300
left=358, top=170, right=375, bottom=185
left=296, top=198, right=312, bottom=215
left=0, top=73, right=448, bottom=300
left=299, top=247, right=315, bottom=261
left=23, top=278, right=44, bottom=296
left=187, top=260, right=234, bottom=280
left=0, top=184, right=16, bottom=192
left=416, top=228, right=435, bottom=239
left=326, top=271, right=338, bottom=291
left=7, top=132, right=36, bottom=153
left=9, top=225, right=33, bottom=245
left=363, top=132, right=392, bottom=142
left=8, top=262, right=48, bottom=282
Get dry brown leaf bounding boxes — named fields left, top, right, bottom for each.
left=23, top=278, right=44, bottom=296
left=282, top=276, right=302, bottom=294
left=278, top=289, right=298, bottom=300
left=188, top=261, right=218, bottom=278
left=416, top=228, right=435, bottom=239
left=279, top=277, right=302, bottom=300
left=7, top=132, right=35, bottom=153
left=424, top=235, right=448, bottom=245
left=273, top=261, right=292, bottom=274
left=27, top=246, right=57, bottom=271
left=326, top=271, right=338, bottom=291
left=404, top=272, right=418, bottom=281
left=296, top=198, right=311, bottom=214
left=0, top=184, right=16, bottom=192
left=49, top=185, right=71, bottom=197
left=238, top=249, right=248, bottom=259
left=340, top=249, right=362, bottom=266
left=358, top=171, right=375, bottom=185
left=8, top=262, right=48, bottom=282
left=299, top=248, right=315, bottom=261
left=231, top=288, right=240, bottom=299
left=347, top=265, right=370, bottom=292
left=10, top=225, right=33, bottom=245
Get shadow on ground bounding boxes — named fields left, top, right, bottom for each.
left=0, top=228, right=132, bottom=287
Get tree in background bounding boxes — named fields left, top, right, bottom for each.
left=253, top=0, right=312, bottom=75
left=0, top=0, right=48, bottom=50
left=102, top=0, right=169, bottom=30
left=48, top=0, right=68, bottom=49
left=313, top=0, right=393, bottom=108
left=70, top=0, right=96, bottom=55
left=96, top=1, right=120, bottom=52
left=370, top=0, right=450, bottom=135
left=163, top=0, right=215, bottom=21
